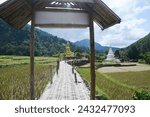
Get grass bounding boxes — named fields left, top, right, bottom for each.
left=0, top=55, right=57, bottom=100
left=107, top=71, right=150, bottom=91
left=77, top=67, right=150, bottom=100
left=0, top=55, right=57, bottom=68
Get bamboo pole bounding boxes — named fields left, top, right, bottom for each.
left=89, top=14, right=96, bottom=100
left=50, top=65, right=53, bottom=84
left=30, top=7, right=35, bottom=100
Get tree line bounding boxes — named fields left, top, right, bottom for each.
left=0, top=19, right=87, bottom=56
left=114, top=33, right=150, bottom=64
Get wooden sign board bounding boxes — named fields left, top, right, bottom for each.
left=35, top=11, right=89, bottom=28
left=49, top=0, right=94, bottom=3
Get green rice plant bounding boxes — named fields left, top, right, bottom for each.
left=0, top=56, right=58, bottom=67
left=108, top=71, right=150, bottom=91
left=0, top=55, right=57, bottom=100
left=77, top=67, right=150, bottom=100
left=0, top=64, right=55, bottom=100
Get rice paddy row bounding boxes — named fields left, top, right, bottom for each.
left=77, top=67, right=150, bottom=100
left=0, top=56, right=57, bottom=68
left=0, top=56, right=57, bottom=100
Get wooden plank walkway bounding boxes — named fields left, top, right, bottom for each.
left=39, top=61, right=90, bottom=100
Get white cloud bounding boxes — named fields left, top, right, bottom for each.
left=134, top=5, right=150, bottom=14
left=43, top=0, right=150, bottom=48
left=1, top=0, right=149, bottom=48
left=95, top=18, right=148, bottom=48
left=0, top=0, right=7, bottom=4
left=93, top=0, right=150, bottom=48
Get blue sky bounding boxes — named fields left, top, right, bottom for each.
left=1, top=0, right=150, bottom=48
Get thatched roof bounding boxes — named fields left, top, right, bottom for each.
left=0, top=0, right=121, bottom=29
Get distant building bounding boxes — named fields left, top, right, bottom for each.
left=64, top=42, right=75, bottom=60
left=106, top=48, right=120, bottom=63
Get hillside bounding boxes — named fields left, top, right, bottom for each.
left=74, top=39, right=119, bottom=52
left=0, top=19, right=86, bottom=56
left=127, top=33, right=150, bottom=53
left=116, top=33, right=150, bottom=64
left=126, top=33, right=150, bottom=60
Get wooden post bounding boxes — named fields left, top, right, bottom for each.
left=56, top=60, right=59, bottom=75
left=30, top=7, right=35, bottom=100
left=74, top=73, right=77, bottom=84
left=50, top=65, right=53, bottom=84
left=72, top=67, right=74, bottom=74
left=89, top=14, right=96, bottom=100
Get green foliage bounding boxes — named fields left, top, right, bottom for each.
left=75, top=52, right=82, bottom=59
left=77, top=68, right=150, bottom=100
left=138, top=59, right=146, bottom=64
left=0, top=64, right=51, bottom=100
left=0, top=19, right=87, bottom=56
left=108, top=70, right=150, bottom=91
left=140, top=52, right=150, bottom=64
left=95, top=95, right=108, bottom=100
left=133, top=90, right=150, bottom=100
left=119, top=49, right=129, bottom=61
left=127, top=45, right=139, bottom=60
left=95, top=53, right=106, bottom=61
left=0, top=56, right=57, bottom=99
left=77, top=68, right=134, bottom=99
left=0, top=56, right=57, bottom=68
left=126, top=33, right=150, bottom=61
left=114, top=50, right=120, bottom=58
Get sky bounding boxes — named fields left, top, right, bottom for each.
left=0, top=0, right=150, bottom=48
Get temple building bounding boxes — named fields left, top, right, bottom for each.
left=64, top=42, right=75, bottom=60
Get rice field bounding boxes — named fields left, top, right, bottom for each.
left=77, top=67, right=150, bottom=100
left=0, top=56, right=57, bottom=100
left=0, top=56, right=57, bottom=68
left=107, top=71, right=150, bottom=92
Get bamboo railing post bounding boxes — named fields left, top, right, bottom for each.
left=72, top=67, right=74, bottom=74
left=74, top=73, right=77, bottom=84
left=50, top=65, right=53, bottom=84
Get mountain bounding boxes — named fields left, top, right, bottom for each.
left=74, top=39, right=119, bottom=52
left=126, top=33, right=150, bottom=60
left=0, top=19, right=87, bottom=56
left=127, top=33, right=150, bottom=53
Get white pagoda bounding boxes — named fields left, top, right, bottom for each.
left=106, top=48, right=120, bottom=62
left=106, top=48, right=115, bottom=61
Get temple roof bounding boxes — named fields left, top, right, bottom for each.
left=0, top=0, right=121, bottom=29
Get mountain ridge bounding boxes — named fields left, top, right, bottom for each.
left=112, top=32, right=150, bottom=63
left=74, top=39, right=119, bottom=52
left=0, top=19, right=87, bottom=56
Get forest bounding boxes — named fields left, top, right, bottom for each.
left=114, top=33, right=150, bottom=64
left=0, top=19, right=87, bottom=56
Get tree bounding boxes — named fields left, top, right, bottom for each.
left=127, top=45, right=139, bottom=60
left=75, top=52, right=82, bottom=59
left=114, top=50, right=120, bottom=58
left=142, top=52, right=150, bottom=64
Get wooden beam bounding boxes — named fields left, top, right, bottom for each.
left=30, top=7, right=35, bottom=100
left=37, top=0, right=94, bottom=3
left=35, top=24, right=89, bottom=28
left=89, top=13, right=96, bottom=100
left=36, top=8, right=88, bottom=13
